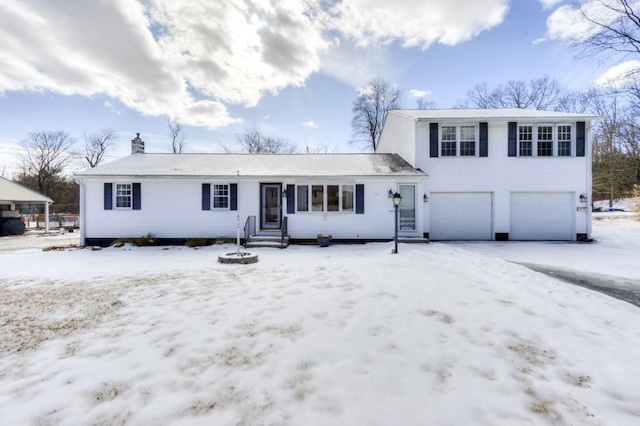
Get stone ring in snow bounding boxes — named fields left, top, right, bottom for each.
left=217, top=252, right=259, bottom=264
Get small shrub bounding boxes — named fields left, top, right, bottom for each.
left=133, top=233, right=156, bottom=246
left=214, top=237, right=235, bottom=244
left=186, top=238, right=208, bottom=248
left=112, top=238, right=132, bottom=248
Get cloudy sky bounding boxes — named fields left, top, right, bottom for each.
left=0, top=0, right=627, bottom=173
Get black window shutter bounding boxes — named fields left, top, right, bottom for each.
left=429, top=123, right=439, bottom=158
left=132, top=183, right=141, bottom=210
left=104, top=183, right=112, bottom=210
left=479, top=122, right=488, bottom=157
left=202, top=184, right=211, bottom=211
left=355, top=184, right=365, bottom=214
left=230, top=183, right=238, bottom=211
left=286, top=184, right=295, bottom=214
left=508, top=122, right=517, bottom=157
left=576, top=121, right=586, bottom=157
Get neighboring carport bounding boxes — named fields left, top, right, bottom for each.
left=0, top=176, right=53, bottom=235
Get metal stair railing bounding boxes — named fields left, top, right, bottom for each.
left=280, top=216, right=288, bottom=249
left=243, top=215, right=256, bottom=247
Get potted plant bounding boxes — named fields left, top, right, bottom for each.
left=317, top=234, right=332, bottom=247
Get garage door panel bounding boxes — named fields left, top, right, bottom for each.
left=430, top=192, right=492, bottom=240
left=510, top=192, right=573, bottom=240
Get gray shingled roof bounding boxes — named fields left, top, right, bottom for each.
left=390, top=108, right=600, bottom=121
left=75, top=153, right=426, bottom=178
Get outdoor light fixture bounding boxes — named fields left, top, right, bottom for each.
left=423, top=194, right=429, bottom=202
left=391, top=191, right=402, bottom=254
left=579, top=193, right=587, bottom=203
left=282, top=189, right=287, bottom=198
left=388, top=189, right=394, bottom=198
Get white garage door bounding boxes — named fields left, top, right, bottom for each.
left=429, top=192, right=492, bottom=240
left=510, top=192, right=573, bottom=240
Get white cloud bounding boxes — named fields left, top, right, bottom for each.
left=302, top=121, right=318, bottom=128
left=595, top=60, right=640, bottom=87
left=0, top=0, right=514, bottom=130
left=103, top=101, right=121, bottom=115
left=539, top=0, right=563, bottom=10
left=326, top=0, right=509, bottom=49
left=0, top=0, right=328, bottom=129
left=409, top=89, right=431, bottom=98
left=319, top=39, right=399, bottom=88
left=545, top=1, right=623, bottom=42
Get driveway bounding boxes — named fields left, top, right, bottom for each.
left=514, top=262, right=640, bottom=308
left=448, top=216, right=640, bottom=309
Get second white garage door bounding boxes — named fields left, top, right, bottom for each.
left=510, top=192, right=573, bottom=240
left=429, top=192, right=492, bottom=240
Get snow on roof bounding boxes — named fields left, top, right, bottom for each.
left=0, top=176, right=53, bottom=203
left=391, top=108, right=601, bottom=121
left=74, top=153, right=426, bottom=178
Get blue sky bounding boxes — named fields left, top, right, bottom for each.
left=0, top=0, right=624, bottom=174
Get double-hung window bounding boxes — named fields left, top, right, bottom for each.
left=460, top=125, right=476, bottom=156
left=213, top=184, right=229, bottom=208
left=441, top=126, right=457, bottom=156
left=558, top=125, right=572, bottom=156
left=518, top=125, right=533, bottom=156
left=115, top=183, right=132, bottom=208
left=537, top=125, right=553, bottom=156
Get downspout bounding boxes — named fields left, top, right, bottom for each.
left=586, top=119, right=598, bottom=239
left=78, top=180, right=86, bottom=245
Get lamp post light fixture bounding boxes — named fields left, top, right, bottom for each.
left=391, top=191, right=402, bottom=254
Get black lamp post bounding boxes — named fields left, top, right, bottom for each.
left=392, top=191, right=402, bottom=254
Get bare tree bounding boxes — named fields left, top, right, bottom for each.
left=573, top=0, right=640, bottom=58
left=303, top=140, right=337, bottom=153
left=416, top=97, right=437, bottom=109
left=18, top=130, right=75, bottom=196
left=225, top=126, right=297, bottom=154
left=351, top=78, right=403, bottom=152
left=83, top=128, right=116, bottom=168
left=464, top=76, right=566, bottom=110
left=168, top=118, right=186, bottom=153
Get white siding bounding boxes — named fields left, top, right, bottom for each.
left=82, top=178, right=425, bottom=241
left=83, top=179, right=248, bottom=239
left=284, top=178, right=424, bottom=239
left=377, top=113, right=417, bottom=166
left=416, top=120, right=592, bottom=240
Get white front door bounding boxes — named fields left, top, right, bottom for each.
left=399, top=185, right=416, bottom=231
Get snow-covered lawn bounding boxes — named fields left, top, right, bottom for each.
left=1, top=220, right=639, bottom=425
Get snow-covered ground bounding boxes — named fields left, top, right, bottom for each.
left=1, top=219, right=639, bottom=425
left=456, top=212, right=640, bottom=281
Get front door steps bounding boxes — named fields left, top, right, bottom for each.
left=244, top=231, right=289, bottom=249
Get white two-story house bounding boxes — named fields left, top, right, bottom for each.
left=377, top=109, right=599, bottom=241
left=74, top=109, right=598, bottom=245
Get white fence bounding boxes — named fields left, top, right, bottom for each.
left=21, top=214, right=80, bottom=230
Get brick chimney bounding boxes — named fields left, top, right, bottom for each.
left=131, top=133, right=145, bottom=154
